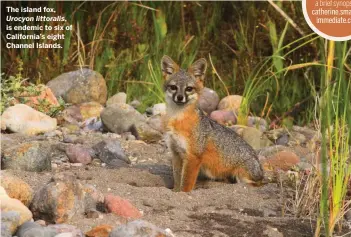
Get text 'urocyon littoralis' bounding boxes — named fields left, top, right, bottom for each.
left=162, top=55, right=264, bottom=192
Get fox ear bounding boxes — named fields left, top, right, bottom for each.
left=188, top=58, right=207, bottom=81
left=161, top=55, right=179, bottom=79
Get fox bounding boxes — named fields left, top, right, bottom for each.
left=161, top=55, right=264, bottom=192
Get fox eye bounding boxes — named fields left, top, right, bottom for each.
left=185, top=87, right=194, bottom=92
left=169, top=85, right=177, bottom=91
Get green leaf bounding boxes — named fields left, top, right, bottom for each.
left=155, top=10, right=167, bottom=41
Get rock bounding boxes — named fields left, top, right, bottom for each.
left=101, top=103, right=145, bottom=134
left=264, top=128, right=288, bottom=142
left=85, top=209, right=101, bottom=219
left=263, top=151, right=301, bottom=171
left=0, top=187, right=33, bottom=235
left=2, top=141, right=52, bottom=172
left=276, top=133, right=289, bottom=146
left=35, top=220, right=47, bottom=226
left=264, top=128, right=306, bottom=146
left=63, top=135, right=77, bottom=143
left=145, top=107, right=153, bottom=116
left=210, top=110, right=236, bottom=125
left=63, top=102, right=104, bottom=124
left=198, top=87, right=220, bottom=115
left=47, top=224, right=84, bottom=237
left=257, top=145, right=292, bottom=158
left=13, top=85, right=60, bottom=113
left=199, top=87, right=219, bottom=114
left=217, top=95, right=243, bottom=111
left=1, top=174, right=33, bottom=206
left=82, top=184, right=104, bottom=203
left=65, top=145, right=92, bottom=165
left=80, top=117, right=103, bottom=132
left=85, top=225, right=113, bottom=237
left=134, top=122, right=163, bottom=142
left=229, top=125, right=246, bottom=136
left=47, top=68, right=107, bottom=105
left=296, top=161, right=313, bottom=172
left=1, top=211, right=21, bottom=237
left=292, top=125, right=317, bottom=140
left=55, top=233, right=74, bottom=237
left=104, top=194, right=142, bottom=219
left=30, top=172, right=86, bottom=223
left=242, top=127, right=273, bottom=150
left=45, top=131, right=58, bottom=138
left=1, top=118, right=6, bottom=130
left=126, top=134, right=136, bottom=141
left=15, top=221, right=57, bottom=237
left=152, top=103, right=166, bottom=116
left=93, top=140, right=130, bottom=168
left=263, top=226, right=284, bottom=237
left=1, top=104, right=57, bottom=135
left=247, top=116, right=267, bottom=132
left=61, top=124, right=81, bottom=134
left=288, top=131, right=307, bottom=146
left=147, top=114, right=165, bottom=133
left=101, top=103, right=162, bottom=142
left=129, top=100, right=141, bottom=109
left=106, top=92, right=127, bottom=106
left=109, top=220, right=170, bottom=237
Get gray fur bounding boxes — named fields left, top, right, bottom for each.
left=195, top=108, right=264, bottom=181
left=163, top=56, right=264, bottom=190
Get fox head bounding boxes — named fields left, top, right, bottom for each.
left=161, top=55, right=207, bottom=107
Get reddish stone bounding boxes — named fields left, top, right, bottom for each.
left=210, top=110, right=237, bottom=125
left=263, top=151, right=300, bottom=171
left=85, top=224, right=113, bottom=237
left=17, top=86, right=59, bottom=108
left=65, top=145, right=92, bottom=165
left=104, top=194, right=142, bottom=219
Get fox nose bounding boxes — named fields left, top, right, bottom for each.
left=176, top=95, right=184, bottom=101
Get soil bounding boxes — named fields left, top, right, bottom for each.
left=1, top=132, right=324, bottom=236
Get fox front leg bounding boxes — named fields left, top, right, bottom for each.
left=172, top=154, right=183, bottom=192
left=180, top=155, right=201, bottom=192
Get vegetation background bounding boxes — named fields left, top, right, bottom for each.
left=3, top=1, right=347, bottom=124
left=1, top=2, right=350, bottom=236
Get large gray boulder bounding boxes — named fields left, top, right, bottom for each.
left=101, top=104, right=145, bottom=134
left=101, top=104, right=162, bottom=142
left=47, top=68, right=107, bottom=105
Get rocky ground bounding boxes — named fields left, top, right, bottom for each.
left=1, top=68, right=348, bottom=237
left=1, top=130, right=324, bottom=237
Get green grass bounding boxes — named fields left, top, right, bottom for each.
left=2, top=1, right=321, bottom=121
left=315, top=40, right=351, bottom=237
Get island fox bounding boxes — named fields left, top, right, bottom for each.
left=162, top=55, right=264, bottom=192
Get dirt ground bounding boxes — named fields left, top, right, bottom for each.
left=1, top=132, right=322, bottom=237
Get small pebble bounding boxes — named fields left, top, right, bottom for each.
left=35, top=219, right=46, bottom=226
left=70, top=163, right=83, bottom=167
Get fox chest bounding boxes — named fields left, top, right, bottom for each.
left=165, top=131, right=188, bottom=156
left=166, top=118, right=195, bottom=156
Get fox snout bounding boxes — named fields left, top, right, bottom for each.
left=175, top=94, right=185, bottom=103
